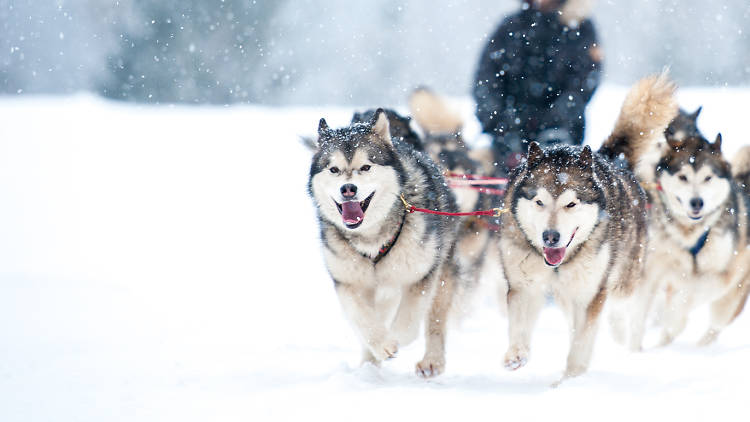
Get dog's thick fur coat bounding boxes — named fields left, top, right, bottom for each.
left=498, top=73, right=678, bottom=381
left=640, top=131, right=750, bottom=346
left=308, top=110, right=461, bottom=377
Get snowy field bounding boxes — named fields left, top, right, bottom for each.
left=1, top=85, right=749, bottom=421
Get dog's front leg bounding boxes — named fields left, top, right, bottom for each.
left=700, top=272, right=750, bottom=346
left=416, top=269, right=456, bottom=378
left=561, top=287, right=606, bottom=379
left=335, top=282, right=397, bottom=363
left=658, top=286, right=692, bottom=347
left=390, top=275, right=437, bottom=347
left=504, top=283, right=545, bottom=371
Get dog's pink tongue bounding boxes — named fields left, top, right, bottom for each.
left=543, top=247, right=566, bottom=266
left=341, top=201, right=364, bottom=225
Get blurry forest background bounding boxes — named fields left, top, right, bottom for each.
left=1, top=0, right=749, bottom=105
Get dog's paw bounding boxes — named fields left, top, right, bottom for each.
left=416, top=355, right=445, bottom=378
left=697, top=329, right=719, bottom=347
left=503, top=345, right=529, bottom=371
left=563, top=364, right=587, bottom=379
left=368, top=338, right=399, bottom=362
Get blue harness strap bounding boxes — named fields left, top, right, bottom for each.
left=689, top=229, right=710, bottom=257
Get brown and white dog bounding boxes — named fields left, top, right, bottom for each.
left=636, top=125, right=750, bottom=347
left=498, top=73, right=678, bottom=382
left=308, top=109, right=464, bottom=377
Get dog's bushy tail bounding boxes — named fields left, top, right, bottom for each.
left=599, top=71, right=678, bottom=168
left=408, top=87, right=463, bottom=134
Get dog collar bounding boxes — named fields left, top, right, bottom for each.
left=370, top=213, right=407, bottom=264
left=689, top=229, right=710, bottom=257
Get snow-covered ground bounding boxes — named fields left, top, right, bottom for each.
left=1, top=85, right=749, bottom=421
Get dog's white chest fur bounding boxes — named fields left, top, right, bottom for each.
left=504, top=232, right=612, bottom=298
left=648, top=225, right=735, bottom=299
left=323, top=220, right=440, bottom=288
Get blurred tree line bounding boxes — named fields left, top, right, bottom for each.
left=1, top=0, right=749, bottom=105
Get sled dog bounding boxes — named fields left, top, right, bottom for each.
left=408, top=88, right=507, bottom=313
left=308, top=109, right=461, bottom=377
left=498, top=73, right=678, bottom=380
left=636, top=121, right=750, bottom=346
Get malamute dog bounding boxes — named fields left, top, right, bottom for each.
left=498, top=74, right=678, bottom=380
left=408, top=88, right=507, bottom=313
left=308, top=109, right=461, bottom=377
left=637, top=125, right=750, bottom=346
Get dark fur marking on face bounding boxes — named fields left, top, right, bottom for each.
left=309, top=122, right=403, bottom=179
left=307, top=115, right=418, bottom=220
left=513, top=145, right=604, bottom=206
left=657, top=134, right=730, bottom=179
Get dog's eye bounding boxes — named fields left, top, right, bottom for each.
left=536, top=200, right=544, bottom=207
left=678, top=175, right=688, bottom=182
left=360, top=165, right=371, bottom=172
left=329, top=167, right=339, bottom=174
left=566, top=202, right=576, bottom=208
left=704, top=176, right=712, bottom=182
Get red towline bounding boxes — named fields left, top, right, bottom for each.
left=444, top=171, right=508, bottom=196
left=399, top=194, right=509, bottom=218
left=444, top=171, right=509, bottom=184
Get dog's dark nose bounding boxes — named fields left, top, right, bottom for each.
left=690, top=197, right=704, bottom=211
left=542, top=230, right=560, bottom=247
left=340, top=184, right=357, bottom=198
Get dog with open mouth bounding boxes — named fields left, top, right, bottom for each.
left=308, top=109, right=463, bottom=377
left=497, top=73, right=679, bottom=382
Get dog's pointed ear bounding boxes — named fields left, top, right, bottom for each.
left=316, top=118, right=331, bottom=148
left=580, top=145, right=593, bottom=171
left=712, top=133, right=723, bottom=152
left=370, top=108, right=392, bottom=143
left=691, top=106, right=703, bottom=121
left=318, top=118, right=329, bottom=134
left=527, top=141, right=543, bottom=167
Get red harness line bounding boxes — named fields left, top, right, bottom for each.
left=394, top=172, right=511, bottom=218
left=447, top=183, right=506, bottom=196
left=399, top=194, right=509, bottom=217
left=445, top=171, right=508, bottom=197
left=444, top=171, right=509, bottom=184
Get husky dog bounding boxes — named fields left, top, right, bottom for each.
left=308, top=109, right=461, bottom=377
left=409, top=88, right=507, bottom=312
left=636, top=127, right=750, bottom=346
left=498, top=74, right=678, bottom=380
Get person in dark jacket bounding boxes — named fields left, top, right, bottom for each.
left=473, top=0, right=602, bottom=175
